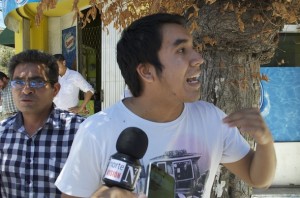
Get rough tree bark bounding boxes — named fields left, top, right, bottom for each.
left=189, top=1, right=284, bottom=197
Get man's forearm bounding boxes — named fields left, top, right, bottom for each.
left=80, top=91, right=94, bottom=110
left=250, top=141, right=276, bottom=188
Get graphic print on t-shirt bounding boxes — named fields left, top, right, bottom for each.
left=140, top=149, right=210, bottom=198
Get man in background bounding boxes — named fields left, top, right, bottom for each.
left=0, top=71, right=18, bottom=121
left=53, top=54, right=94, bottom=114
left=0, top=49, right=85, bottom=197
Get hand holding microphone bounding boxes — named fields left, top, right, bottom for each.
left=103, top=127, right=148, bottom=191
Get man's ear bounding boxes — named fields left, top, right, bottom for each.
left=53, top=82, right=61, bottom=97
left=63, top=60, right=67, bottom=67
left=136, top=63, right=155, bottom=82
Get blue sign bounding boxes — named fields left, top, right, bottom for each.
left=62, top=26, right=77, bottom=69
left=2, top=0, right=40, bottom=19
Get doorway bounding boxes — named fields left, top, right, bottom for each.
left=77, top=7, right=102, bottom=113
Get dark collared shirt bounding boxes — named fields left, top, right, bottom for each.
left=0, top=107, right=85, bottom=198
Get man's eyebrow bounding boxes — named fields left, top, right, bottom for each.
left=13, top=76, right=45, bottom=80
left=29, top=76, right=45, bottom=80
left=173, top=38, right=188, bottom=47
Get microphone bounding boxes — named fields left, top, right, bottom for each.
left=103, top=127, right=149, bottom=191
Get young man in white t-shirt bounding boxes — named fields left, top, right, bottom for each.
left=56, top=13, right=276, bottom=198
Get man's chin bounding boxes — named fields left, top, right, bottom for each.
left=185, top=94, right=201, bottom=103
left=17, top=106, right=34, bottom=112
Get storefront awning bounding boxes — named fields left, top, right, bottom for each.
left=0, top=28, right=15, bottom=48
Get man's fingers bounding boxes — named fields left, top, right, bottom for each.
left=223, top=108, right=273, bottom=145
left=223, top=108, right=262, bottom=128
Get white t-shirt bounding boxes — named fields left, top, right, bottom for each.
left=53, top=68, right=95, bottom=110
left=55, top=100, right=250, bottom=198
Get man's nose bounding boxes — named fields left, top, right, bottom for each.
left=21, top=83, right=34, bottom=94
left=191, top=51, right=204, bottom=67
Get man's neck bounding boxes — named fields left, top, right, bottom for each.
left=123, top=96, right=184, bottom=123
left=60, top=68, right=67, bottom=77
left=22, top=107, right=52, bottom=137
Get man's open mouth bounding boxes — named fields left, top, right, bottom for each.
left=187, top=76, right=200, bottom=83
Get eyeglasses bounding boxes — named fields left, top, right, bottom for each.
left=11, top=79, right=51, bottom=89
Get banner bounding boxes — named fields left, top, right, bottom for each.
left=62, top=26, right=77, bottom=69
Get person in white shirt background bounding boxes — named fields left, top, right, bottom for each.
left=53, top=54, right=94, bottom=114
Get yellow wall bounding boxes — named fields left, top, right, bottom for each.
left=14, top=31, right=23, bottom=53
left=6, top=3, right=49, bottom=53
left=13, top=19, right=48, bottom=53
left=30, top=17, right=48, bottom=52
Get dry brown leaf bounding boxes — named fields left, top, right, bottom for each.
left=203, top=36, right=217, bottom=46
left=251, top=72, right=261, bottom=79
left=196, top=43, right=203, bottom=52
left=35, top=0, right=300, bottom=35
left=237, top=17, right=245, bottom=32
left=150, top=0, right=161, bottom=13
left=205, top=0, right=216, bottom=5
left=253, top=14, right=264, bottom=23
left=223, top=2, right=229, bottom=11
left=261, top=74, right=269, bottom=82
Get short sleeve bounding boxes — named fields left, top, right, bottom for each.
left=221, top=125, right=251, bottom=163
left=55, top=125, right=102, bottom=197
left=73, top=72, right=95, bottom=93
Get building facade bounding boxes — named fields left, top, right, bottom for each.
left=2, top=0, right=125, bottom=112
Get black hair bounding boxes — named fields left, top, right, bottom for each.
left=117, top=13, right=186, bottom=97
left=8, top=49, right=59, bottom=85
left=53, top=54, right=65, bottom=61
left=0, top=71, right=8, bottom=80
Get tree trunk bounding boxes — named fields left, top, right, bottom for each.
left=188, top=0, right=285, bottom=197
left=200, top=51, right=259, bottom=198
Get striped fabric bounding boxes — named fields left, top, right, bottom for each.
left=0, top=107, right=85, bottom=197
left=0, top=81, right=18, bottom=115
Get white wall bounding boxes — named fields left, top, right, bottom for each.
left=281, top=25, right=300, bottom=33
left=48, top=12, right=75, bottom=55
left=272, top=142, right=300, bottom=186
left=48, top=17, right=61, bottom=54
left=101, top=24, right=124, bottom=109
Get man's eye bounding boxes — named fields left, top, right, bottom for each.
left=15, top=80, right=24, bottom=85
left=178, top=48, right=185, bottom=53
left=32, top=80, right=43, bottom=84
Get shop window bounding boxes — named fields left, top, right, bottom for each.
left=262, top=32, right=300, bottom=67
